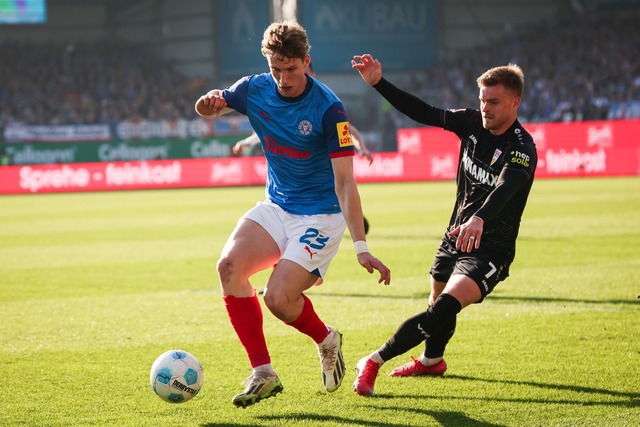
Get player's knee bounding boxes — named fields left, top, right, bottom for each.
left=430, top=293, right=463, bottom=320
left=262, top=288, right=288, bottom=319
left=216, top=254, right=241, bottom=288
left=216, top=256, right=228, bottom=277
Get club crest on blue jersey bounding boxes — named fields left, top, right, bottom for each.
left=297, top=119, right=313, bottom=136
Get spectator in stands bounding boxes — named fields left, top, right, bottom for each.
left=0, top=40, right=203, bottom=128
left=406, top=8, right=640, bottom=125
left=1, top=8, right=639, bottom=131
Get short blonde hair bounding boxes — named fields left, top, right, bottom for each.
left=477, top=64, right=524, bottom=97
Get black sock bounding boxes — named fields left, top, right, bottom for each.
left=425, top=314, right=456, bottom=359
left=378, top=293, right=462, bottom=362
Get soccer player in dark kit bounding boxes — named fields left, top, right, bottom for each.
left=350, top=54, right=537, bottom=396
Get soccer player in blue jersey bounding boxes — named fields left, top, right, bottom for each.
left=232, top=62, right=374, bottom=166
left=231, top=62, right=374, bottom=235
left=195, top=22, right=391, bottom=408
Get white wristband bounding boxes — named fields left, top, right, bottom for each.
left=354, top=240, right=369, bottom=254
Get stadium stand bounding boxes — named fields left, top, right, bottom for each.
left=0, top=40, right=205, bottom=127
left=1, top=7, right=638, bottom=135
left=403, top=8, right=640, bottom=127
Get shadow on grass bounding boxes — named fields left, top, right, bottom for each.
left=341, top=233, right=443, bottom=242
left=444, top=374, right=640, bottom=403
left=311, top=291, right=638, bottom=307
left=487, top=294, right=638, bottom=307
left=198, top=374, right=638, bottom=427
left=361, top=375, right=638, bottom=410
left=261, top=412, right=505, bottom=427
left=200, top=411, right=505, bottom=427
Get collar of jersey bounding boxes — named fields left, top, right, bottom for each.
left=275, top=75, right=315, bottom=103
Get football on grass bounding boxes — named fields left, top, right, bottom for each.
left=150, top=350, right=203, bottom=403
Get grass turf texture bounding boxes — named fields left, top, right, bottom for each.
left=1, top=178, right=638, bottom=427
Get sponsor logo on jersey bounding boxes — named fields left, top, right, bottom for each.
left=468, top=134, right=478, bottom=145
left=297, top=119, right=313, bottom=136
left=491, top=149, right=502, bottom=166
left=337, top=122, right=353, bottom=147
left=264, top=135, right=310, bottom=159
left=462, top=149, right=499, bottom=186
left=304, top=245, right=318, bottom=259
left=510, top=150, right=530, bottom=167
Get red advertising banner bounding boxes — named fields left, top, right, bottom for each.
left=397, top=119, right=640, bottom=179
left=1, top=120, right=638, bottom=195
left=0, top=157, right=269, bottom=194
left=0, top=154, right=417, bottom=194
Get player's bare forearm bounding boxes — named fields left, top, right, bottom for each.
left=335, top=177, right=367, bottom=242
left=332, top=156, right=390, bottom=285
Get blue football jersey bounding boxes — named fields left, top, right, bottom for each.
left=222, top=73, right=355, bottom=215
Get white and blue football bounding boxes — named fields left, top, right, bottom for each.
left=150, top=350, right=203, bottom=403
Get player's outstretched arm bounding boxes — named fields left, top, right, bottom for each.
left=353, top=54, right=441, bottom=127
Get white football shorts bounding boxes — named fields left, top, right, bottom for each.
left=244, top=200, right=346, bottom=278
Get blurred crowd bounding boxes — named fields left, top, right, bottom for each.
left=402, top=8, right=640, bottom=126
left=1, top=8, right=638, bottom=135
left=0, top=40, right=205, bottom=128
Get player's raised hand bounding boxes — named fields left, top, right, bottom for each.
left=195, top=89, right=229, bottom=119
left=357, top=252, right=391, bottom=285
left=351, top=54, right=383, bottom=86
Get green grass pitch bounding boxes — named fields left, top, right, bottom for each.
left=1, top=177, right=638, bottom=426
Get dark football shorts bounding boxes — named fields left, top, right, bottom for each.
left=429, top=237, right=512, bottom=302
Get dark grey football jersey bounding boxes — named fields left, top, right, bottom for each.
left=443, top=109, right=537, bottom=258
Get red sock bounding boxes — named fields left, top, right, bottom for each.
left=286, top=294, right=330, bottom=344
left=224, top=294, right=270, bottom=367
